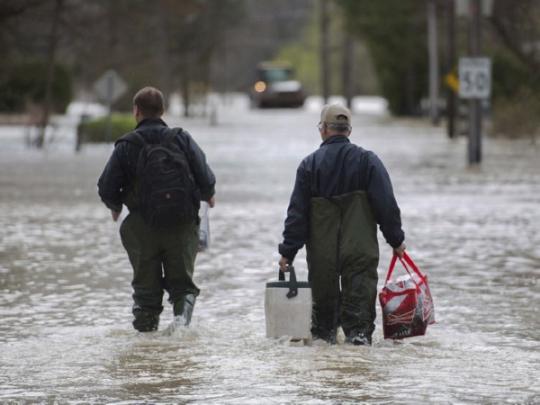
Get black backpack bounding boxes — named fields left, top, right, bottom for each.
left=126, top=128, right=198, bottom=228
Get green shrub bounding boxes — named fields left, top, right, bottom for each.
left=490, top=51, right=540, bottom=139
left=78, top=114, right=136, bottom=143
left=491, top=51, right=537, bottom=101
left=0, top=61, right=72, bottom=113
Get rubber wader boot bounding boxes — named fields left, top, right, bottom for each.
left=311, top=327, right=338, bottom=344
left=132, top=305, right=160, bottom=332
left=173, top=294, right=196, bottom=326
left=346, top=331, right=372, bottom=346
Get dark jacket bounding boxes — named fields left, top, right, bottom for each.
left=97, top=118, right=215, bottom=213
left=279, top=135, right=404, bottom=261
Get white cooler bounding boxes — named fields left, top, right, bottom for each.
left=265, top=267, right=312, bottom=340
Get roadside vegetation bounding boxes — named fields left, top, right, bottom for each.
left=77, top=114, right=135, bottom=143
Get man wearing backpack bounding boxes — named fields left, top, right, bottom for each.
left=278, top=104, right=405, bottom=345
left=98, top=86, right=215, bottom=332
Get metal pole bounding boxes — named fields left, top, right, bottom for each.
left=320, top=0, right=330, bottom=104
left=468, top=0, right=482, bottom=164
left=427, top=0, right=440, bottom=125
left=446, top=0, right=457, bottom=138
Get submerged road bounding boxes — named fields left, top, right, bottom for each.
left=0, top=98, right=539, bottom=403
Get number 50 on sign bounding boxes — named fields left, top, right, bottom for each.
left=459, top=57, right=492, bottom=99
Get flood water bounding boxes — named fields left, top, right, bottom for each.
left=1, top=99, right=539, bottom=404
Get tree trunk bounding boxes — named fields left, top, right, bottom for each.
left=36, top=0, right=63, bottom=149
left=342, top=31, right=354, bottom=109
left=445, top=0, right=457, bottom=139
left=427, top=0, right=440, bottom=125
left=320, top=0, right=330, bottom=104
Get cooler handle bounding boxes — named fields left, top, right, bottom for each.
left=278, top=265, right=299, bottom=299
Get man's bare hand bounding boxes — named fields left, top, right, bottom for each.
left=207, top=196, right=215, bottom=208
left=279, top=256, right=289, bottom=272
left=393, top=242, right=406, bottom=259
left=111, top=210, right=121, bottom=222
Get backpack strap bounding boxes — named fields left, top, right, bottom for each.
left=162, top=127, right=183, bottom=146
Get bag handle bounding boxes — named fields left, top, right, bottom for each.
left=278, top=265, right=299, bottom=299
left=385, top=255, right=409, bottom=285
left=384, top=252, right=426, bottom=286
left=400, top=252, right=427, bottom=282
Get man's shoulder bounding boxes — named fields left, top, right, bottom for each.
left=109, top=133, right=139, bottom=162
left=345, top=140, right=369, bottom=153
left=346, top=142, right=379, bottom=161
left=173, top=127, right=191, bottom=142
left=362, top=148, right=381, bottom=163
left=115, top=130, right=140, bottom=146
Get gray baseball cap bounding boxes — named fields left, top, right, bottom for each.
left=320, top=104, right=351, bottom=125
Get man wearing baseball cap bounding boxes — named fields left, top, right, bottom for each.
left=278, top=104, right=406, bottom=345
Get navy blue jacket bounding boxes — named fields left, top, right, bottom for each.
left=279, top=135, right=404, bottom=261
left=98, top=118, right=215, bottom=213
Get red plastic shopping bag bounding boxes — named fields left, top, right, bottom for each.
left=379, top=252, right=435, bottom=339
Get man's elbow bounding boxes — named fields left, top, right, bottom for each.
left=199, top=185, right=215, bottom=202
left=98, top=186, right=121, bottom=211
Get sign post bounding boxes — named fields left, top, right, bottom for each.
left=93, top=70, right=127, bottom=142
left=458, top=0, right=491, bottom=165
left=459, top=56, right=491, bottom=165
left=427, top=0, right=440, bottom=125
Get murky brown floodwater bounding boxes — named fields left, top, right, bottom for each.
left=1, top=100, right=539, bottom=404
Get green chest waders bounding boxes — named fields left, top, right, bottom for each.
left=306, top=190, right=379, bottom=339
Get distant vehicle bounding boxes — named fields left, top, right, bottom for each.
left=250, top=62, right=306, bottom=108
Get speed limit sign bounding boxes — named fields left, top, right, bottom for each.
left=459, top=57, right=492, bottom=99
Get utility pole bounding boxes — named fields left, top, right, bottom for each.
left=468, top=0, right=482, bottom=164
left=445, top=0, right=457, bottom=138
left=320, top=0, right=330, bottom=104
left=427, top=0, right=440, bottom=125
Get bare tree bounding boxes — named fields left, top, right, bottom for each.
left=36, top=0, right=64, bottom=148
left=2, top=0, right=312, bottom=121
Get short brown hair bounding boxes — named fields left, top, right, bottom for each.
left=133, top=86, right=165, bottom=118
